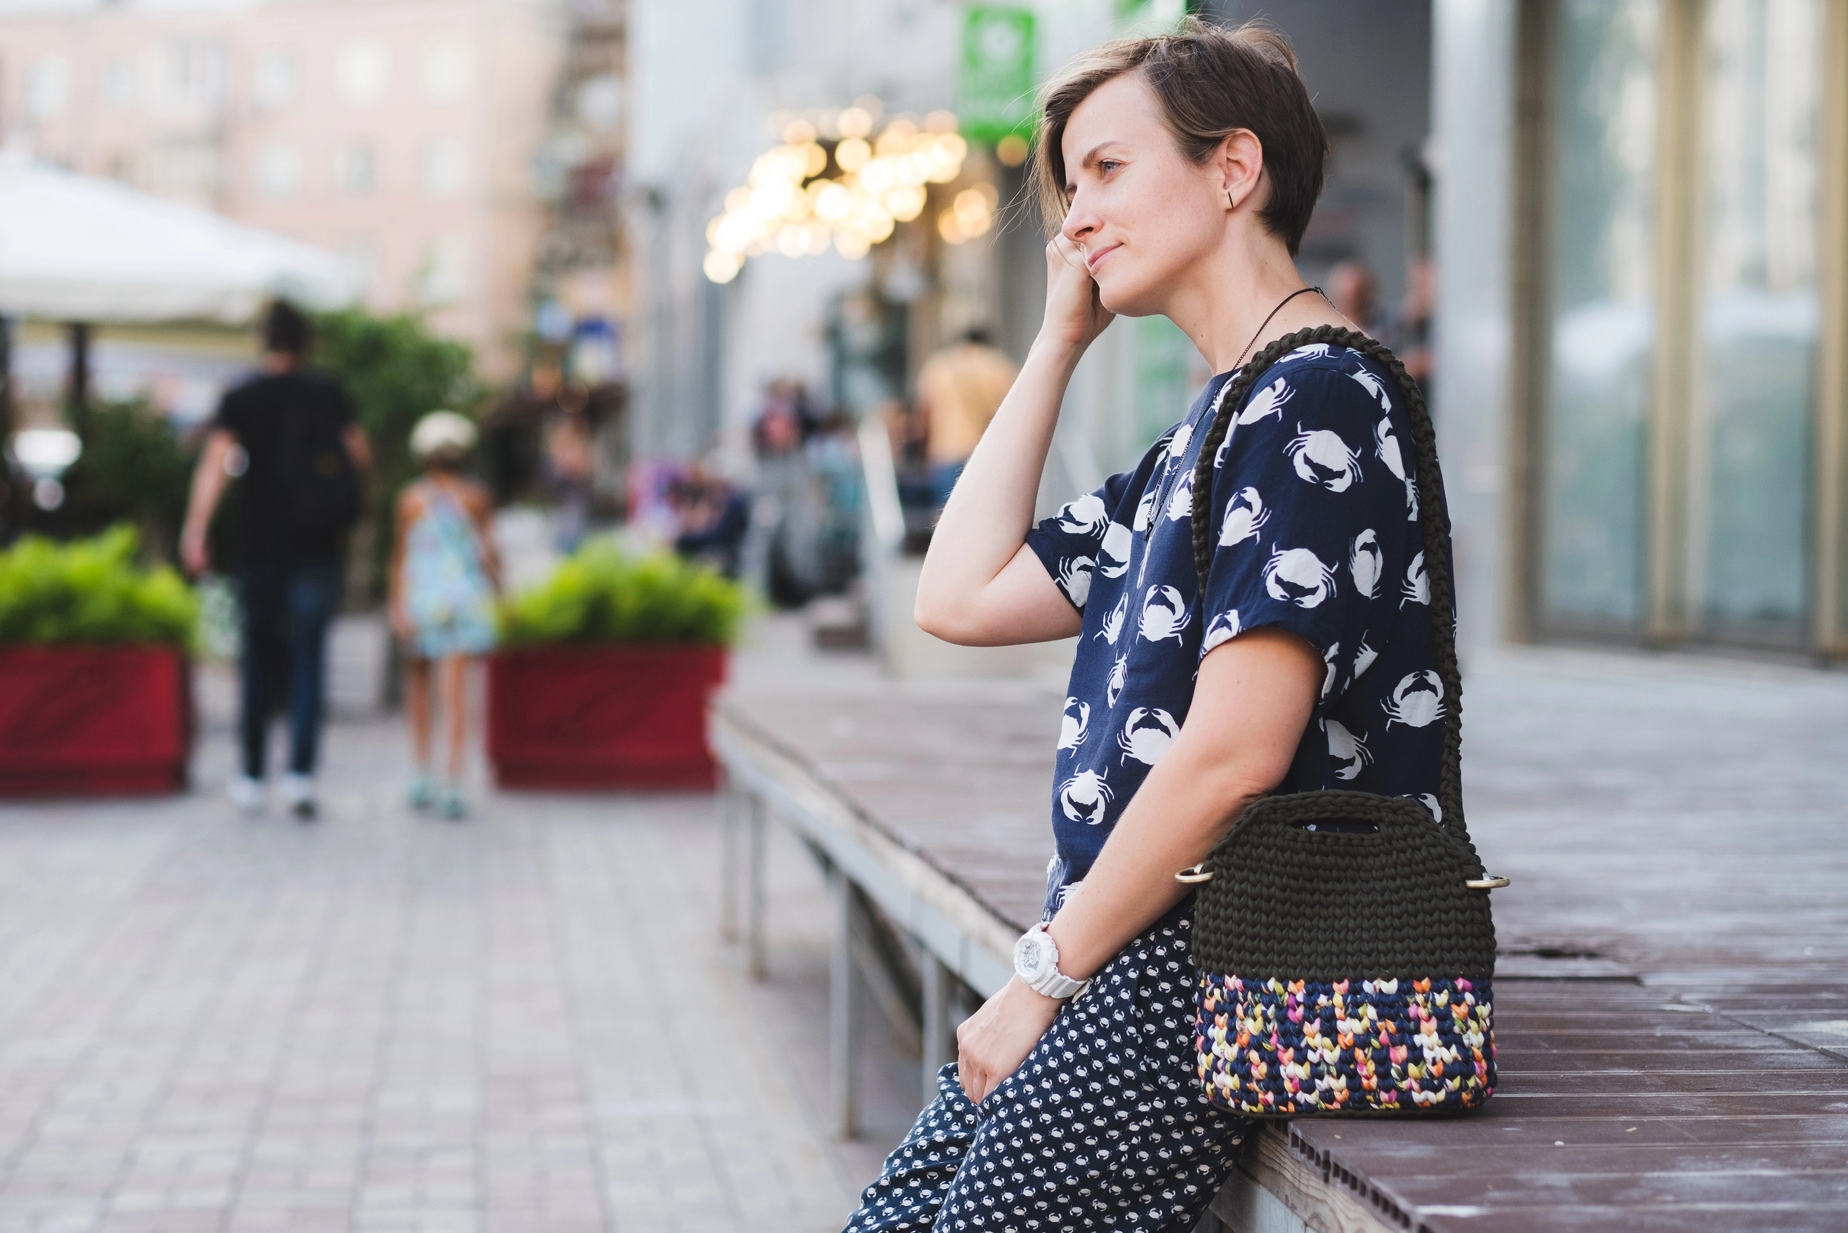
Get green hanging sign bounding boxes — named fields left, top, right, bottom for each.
left=958, top=6, right=1037, bottom=143
left=1115, top=0, right=1192, bottom=35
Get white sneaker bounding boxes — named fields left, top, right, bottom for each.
left=279, top=772, right=317, bottom=820
left=227, top=774, right=264, bottom=813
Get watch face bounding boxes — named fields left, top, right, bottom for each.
left=1014, top=931, right=1048, bottom=981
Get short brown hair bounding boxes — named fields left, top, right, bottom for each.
left=1031, top=18, right=1327, bottom=256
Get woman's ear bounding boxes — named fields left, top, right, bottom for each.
left=1219, top=129, right=1265, bottom=213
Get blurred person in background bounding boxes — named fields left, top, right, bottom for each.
left=1326, top=259, right=1380, bottom=338
left=914, top=328, right=1017, bottom=509
left=182, top=300, right=372, bottom=820
left=540, top=375, right=596, bottom=554
left=389, top=412, right=501, bottom=820
left=1392, top=253, right=1436, bottom=394
left=668, top=464, right=750, bottom=579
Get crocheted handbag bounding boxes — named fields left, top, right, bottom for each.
left=1183, top=325, right=1503, bottom=1117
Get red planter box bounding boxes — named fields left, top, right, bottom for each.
left=0, top=645, right=191, bottom=796
left=487, top=644, right=728, bottom=790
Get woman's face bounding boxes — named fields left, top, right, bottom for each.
left=1058, top=72, right=1232, bottom=318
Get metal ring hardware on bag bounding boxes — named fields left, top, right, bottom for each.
left=1184, top=326, right=1502, bottom=1119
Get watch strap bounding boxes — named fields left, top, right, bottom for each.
left=1016, top=923, right=1091, bottom=1000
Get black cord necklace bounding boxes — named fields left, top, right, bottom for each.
left=1141, top=284, right=1328, bottom=539
left=1233, top=284, right=1326, bottom=371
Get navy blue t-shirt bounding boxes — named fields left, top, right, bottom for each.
left=1025, top=342, right=1449, bottom=917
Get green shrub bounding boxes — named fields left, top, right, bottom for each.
left=499, top=543, right=748, bottom=647
left=0, top=525, right=199, bottom=649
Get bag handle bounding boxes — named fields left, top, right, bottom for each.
left=1189, top=326, right=1475, bottom=859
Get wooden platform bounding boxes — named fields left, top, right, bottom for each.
left=713, top=651, right=1848, bottom=1232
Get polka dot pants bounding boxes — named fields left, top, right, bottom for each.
left=843, top=908, right=1250, bottom=1231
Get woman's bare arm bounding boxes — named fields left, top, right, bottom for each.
left=913, top=237, right=1114, bottom=647
left=954, top=627, right=1320, bottom=1102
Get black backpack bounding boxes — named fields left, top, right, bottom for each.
left=274, top=377, right=361, bottom=539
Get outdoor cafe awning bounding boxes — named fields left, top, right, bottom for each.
left=0, top=153, right=362, bottom=324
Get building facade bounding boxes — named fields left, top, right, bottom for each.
left=0, top=0, right=563, bottom=377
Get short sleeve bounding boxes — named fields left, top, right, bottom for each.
left=1026, top=467, right=1139, bottom=613
left=1196, top=357, right=1416, bottom=705
left=210, top=384, right=245, bottom=436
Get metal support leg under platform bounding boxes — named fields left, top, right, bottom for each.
left=829, top=864, right=861, bottom=1139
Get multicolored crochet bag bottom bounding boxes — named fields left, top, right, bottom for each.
left=1195, top=973, right=1496, bottom=1115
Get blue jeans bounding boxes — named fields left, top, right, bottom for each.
left=237, top=562, right=341, bottom=779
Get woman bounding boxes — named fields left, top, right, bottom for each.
left=847, top=20, right=1451, bottom=1231
left=390, top=411, right=502, bottom=819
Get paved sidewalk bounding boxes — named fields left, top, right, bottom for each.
left=5, top=617, right=1846, bottom=1233
left=0, top=657, right=866, bottom=1232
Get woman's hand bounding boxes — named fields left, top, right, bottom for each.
left=956, top=976, right=1065, bottom=1105
left=1040, top=235, right=1115, bottom=354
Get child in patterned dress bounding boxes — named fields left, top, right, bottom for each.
left=389, top=412, right=502, bottom=819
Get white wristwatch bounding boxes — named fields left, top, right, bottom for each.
left=1013, top=922, right=1090, bottom=1000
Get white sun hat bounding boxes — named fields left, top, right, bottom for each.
left=410, top=410, right=479, bottom=463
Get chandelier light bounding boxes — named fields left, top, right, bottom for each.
left=704, top=106, right=971, bottom=284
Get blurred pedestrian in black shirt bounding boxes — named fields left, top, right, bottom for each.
left=181, top=300, right=373, bottom=820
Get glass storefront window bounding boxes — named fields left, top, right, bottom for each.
left=1539, top=0, right=1661, bottom=631
left=1687, top=0, right=1822, bottom=642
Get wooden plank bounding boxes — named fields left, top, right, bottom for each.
left=1220, top=1127, right=1405, bottom=1233
left=715, top=670, right=1848, bottom=1229
left=1419, top=1208, right=1848, bottom=1233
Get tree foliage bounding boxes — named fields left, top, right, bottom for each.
left=310, top=308, right=484, bottom=596
left=312, top=308, right=483, bottom=505
left=48, top=399, right=194, bottom=563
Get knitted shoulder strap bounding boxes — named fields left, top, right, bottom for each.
left=1190, top=325, right=1472, bottom=855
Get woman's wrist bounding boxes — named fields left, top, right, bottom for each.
left=1027, top=329, right=1091, bottom=374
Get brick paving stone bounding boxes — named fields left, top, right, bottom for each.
left=0, top=654, right=861, bottom=1233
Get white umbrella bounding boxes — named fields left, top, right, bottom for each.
left=0, top=152, right=362, bottom=323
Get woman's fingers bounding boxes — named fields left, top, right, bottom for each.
left=1047, top=234, right=1087, bottom=272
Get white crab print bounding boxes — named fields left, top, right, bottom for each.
left=1095, top=592, right=1128, bottom=644
left=1057, top=698, right=1091, bottom=751
left=1057, top=769, right=1114, bottom=825
left=1165, top=472, right=1193, bottom=521
left=1352, top=639, right=1379, bottom=681
left=1263, top=546, right=1337, bottom=609
left=1219, top=486, right=1270, bottom=547
left=1285, top=425, right=1364, bottom=492
left=1056, top=492, right=1109, bottom=538
left=1106, top=654, right=1128, bottom=706
left=1202, top=609, right=1242, bottom=653
left=1239, top=377, right=1295, bottom=427
left=1401, top=551, right=1430, bottom=608
left=1138, top=585, right=1189, bottom=644
left=1321, top=642, right=1341, bottom=700
left=1164, top=421, right=1194, bottom=463
left=1118, top=707, right=1180, bottom=767
left=1350, top=528, right=1383, bottom=598
left=1414, top=793, right=1442, bottom=824
left=1098, top=522, right=1134, bottom=579
left=1216, top=378, right=1295, bottom=468
left=1282, top=343, right=1334, bottom=364
left=1133, top=485, right=1157, bottom=532
left=1374, top=415, right=1418, bottom=521
left=1325, top=718, right=1372, bottom=781
left=1382, top=670, right=1445, bottom=729
left=1350, top=366, right=1392, bottom=410
left=1058, top=555, right=1095, bottom=607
